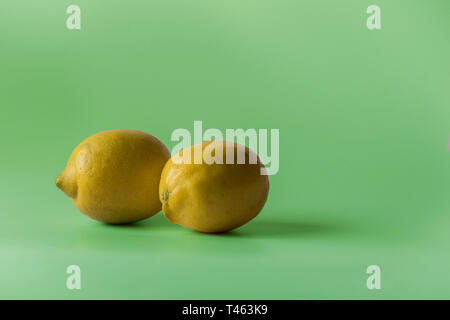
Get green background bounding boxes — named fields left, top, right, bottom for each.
left=1, top=0, right=449, bottom=299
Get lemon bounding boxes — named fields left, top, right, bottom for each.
left=159, top=141, right=269, bottom=233
left=56, top=129, right=170, bottom=224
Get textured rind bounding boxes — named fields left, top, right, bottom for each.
left=159, top=141, right=269, bottom=233
left=57, top=129, right=171, bottom=224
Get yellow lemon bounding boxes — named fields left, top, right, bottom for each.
left=56, top=129, right=170, bottom=224
left=159, top=141, right=269, bottom=233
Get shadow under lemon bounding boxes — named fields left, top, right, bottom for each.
left=98, top=211, right=351, bottom=240
left=70, top=211, right=360, bottom=257
left=211, top=217, right=351, bottom=240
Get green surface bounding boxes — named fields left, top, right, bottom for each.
left=1, top=0, right=450, bottom=299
